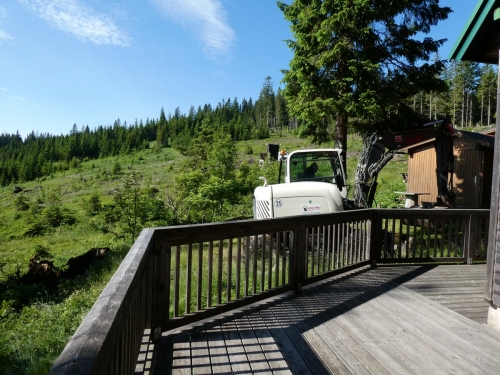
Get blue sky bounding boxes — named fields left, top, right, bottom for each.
left=0, top=0, right=479, bottom=139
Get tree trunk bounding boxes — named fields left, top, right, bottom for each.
left=481, top=92, right=484, bottom=126
left=461, top=88, right=465, bottom=127
left=434, top=98, right=437, bottom=120
left=488, top=87, right=492, bottom=126
left=453, top=84, right=457, bottom=124
left=469, top=94, right=473, bottom=126
left=429, top=93, right=432, bottom=120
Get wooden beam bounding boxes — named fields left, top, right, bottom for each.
left=485, top=53, right=500, bottom=303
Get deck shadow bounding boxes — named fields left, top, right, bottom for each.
left=152, top=264, right=436, bottom=373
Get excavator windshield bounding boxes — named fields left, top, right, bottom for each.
left=287, top=150, right=344, bottom=183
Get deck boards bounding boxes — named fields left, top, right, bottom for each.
left=154, top=264, right=499, bottom=374
left=373, top=264, right=489, bottom=323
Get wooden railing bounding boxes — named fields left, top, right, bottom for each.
left=48, top=208, right=489, bottom=375
left=372, top=209, right=489, bottom=264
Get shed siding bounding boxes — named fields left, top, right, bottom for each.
left=407, top=136, right=492, bottom=208
left=408, top=142, right=438, bottom=206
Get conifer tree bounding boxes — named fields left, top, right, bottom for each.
left=275, top=87, right=289, bottom=129
left=278, top=0, right=451, bottom=164
left=255, top=77, right=276, bottom=128
left=477, top=64, right=497, bottom=126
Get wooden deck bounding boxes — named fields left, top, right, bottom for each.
left=375, top=264, right=489, bottom=324
left=149, top=264, right=499, bottom=374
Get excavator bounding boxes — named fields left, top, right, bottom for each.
left=253, top=118, right=455, bottom=219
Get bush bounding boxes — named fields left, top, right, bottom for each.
left=83, top=193, right=102, bottom=216
left=112, top=162, right=122, bottom=176
left=14, top=194, right=30, bottom=211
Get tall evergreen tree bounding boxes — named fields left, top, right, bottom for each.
left=275, top=87, right=289, bottom=129
left=278, top=0, right=451, bottom=165
left=450, top=61, right=480, bottom=126
left=477, top=64, right=497, bottom=126
left=255, top=77, right=276, bottom=128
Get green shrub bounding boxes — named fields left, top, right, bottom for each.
left=83, top=193, right=102, bottom=216
left=15, top=194, right=30, bottom=211
left=112, top=162, right=122, bottom=176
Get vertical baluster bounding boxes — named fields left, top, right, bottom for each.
left=424, top=219, right=430, bottom=258
left=207, top=241, right=213, bottom=307
left=412, top=220, right=417, bottom=259
left=305, top=228, right=314, bottom=278
left=336, top=224, right=340, bottom=269
left=236, top=237, right=241, bottom=299
left=356, top=221, right=360, bottom=263
left=217, top=240, right=223, bottom=305
left=397, top=219, right=402, bottom=259
left=433, top=219, right=438, bottom=257
left=383, top=218, right=389, bottom=260
left=227, top=238, right=233, bottom=301
left=174, top=245, right=180, bottom=317
left=447, top=217, right=452, bottom=258
left=326, top=225, right=331, bottom=271
left=186, top=243, right=192, bottom=314
left=350, top=222, right=354, bottom=264
left=453, top=218, right=459, bottom=257
left=363, top=220, right=368, bottom=260
left=244, top=236, right=250, bottom=297
left=261, top=234, right=266, bottom=292
left=275, top=232, right=280, bottom=288
left=197, top=242, right=203, bottom=311
left=282, top=231, right=288, bottom=285
left=440, top=217, right=445, bottom=258
left=341, top=222, right=345, bottom=267
left=404, top=219, right=409, bottom=259
left=252, top=234, right=258, bottom=294
left=268, top=233, right=273, bottom=289
left=316, top=226, right=321, bottom=275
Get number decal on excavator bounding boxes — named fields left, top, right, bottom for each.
left=274, top=199, right=283, bottom=208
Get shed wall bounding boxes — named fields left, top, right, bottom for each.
left=407, top=142, right=438, bottom=206
left=407, top=136, right=492, bottom=208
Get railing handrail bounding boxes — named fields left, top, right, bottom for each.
left=48, top=208, right=489, bottom=375
left=48, top=229, right=156, bottom=375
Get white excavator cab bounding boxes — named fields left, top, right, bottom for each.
left=253, top=149, right=348, bottom=219
left=285, top=149, right=346, bottom=190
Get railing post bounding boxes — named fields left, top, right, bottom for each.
left=291, top=223, right=306, bottom=293
left=369, top=210, right=382, bottom=266
left=152, top=235, right=170, bottom=341
left=464, top=214, right=479, bottom=264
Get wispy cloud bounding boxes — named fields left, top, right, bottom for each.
left=0, top=29, right=13, bottom=42
left=0, top=87, right=31, bottom=110
left=152, top=0, right=236, bottom=59
left=0, top=6, right=13, bottom=43
left=18, top=0, right=130, bottom=46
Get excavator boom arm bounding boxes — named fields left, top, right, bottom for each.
left=353, top=119, right=455, bottom=208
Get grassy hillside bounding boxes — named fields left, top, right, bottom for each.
left=0, top=129, right=410, bottom=374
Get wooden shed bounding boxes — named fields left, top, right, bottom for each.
left=406, top=129, right=494, bottom=208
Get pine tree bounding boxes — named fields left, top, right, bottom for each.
left=275, top=88, right=289, bottom=129
left=477, top=64, right=497, bottom=126
left=278, top=0, right=451, bottom=164
left=255, top=77, right=276, bottom=128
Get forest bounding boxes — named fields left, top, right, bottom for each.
left=0, top=60, right=497, bottom=189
